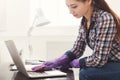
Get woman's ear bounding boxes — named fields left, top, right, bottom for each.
left=87, top=0, right=92, bottom=5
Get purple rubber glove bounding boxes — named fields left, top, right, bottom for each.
left=32, top=55, right=70, bottom=72
left=70, top=58, right=80, bottom=68
left=32, top=65, right=45, bottom=72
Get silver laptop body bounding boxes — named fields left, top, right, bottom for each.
left=5, top=40, right=67, bottom=78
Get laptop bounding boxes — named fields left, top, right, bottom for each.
left=5, top=40, right=67, bottom=78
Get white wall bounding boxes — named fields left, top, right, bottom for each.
left=106, top=0, right=120, bottom=15
left=0, top=0, right=30, bottom=36
left=0, top=0, right=7, bottom=31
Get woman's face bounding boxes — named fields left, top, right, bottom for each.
left=66, top=0, right=92, bottom=18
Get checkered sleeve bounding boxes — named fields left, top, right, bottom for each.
left=70, top=26, right=86, bottom=58
left=85, top=12, right=117, bottom=67
left=65, top=25, right=87, bottom=60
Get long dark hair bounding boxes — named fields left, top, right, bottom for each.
left=78, top=0, right=120, bottom=42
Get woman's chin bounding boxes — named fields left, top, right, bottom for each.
left=74, top=15, right=81, bottom=18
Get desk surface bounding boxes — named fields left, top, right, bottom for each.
left=0, top=63, right=74, bottom=80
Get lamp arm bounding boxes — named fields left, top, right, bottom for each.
left=27, top=15, right=38, bottom=56
left=27, top=15, right=38, bottom=37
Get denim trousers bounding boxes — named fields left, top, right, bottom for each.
left=80, top=62, right=120, bottom=80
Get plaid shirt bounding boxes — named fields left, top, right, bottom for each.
left=66, top=8, right=120, bottom=68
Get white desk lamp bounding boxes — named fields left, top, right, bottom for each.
left=27, top=8, right=50, bottom=59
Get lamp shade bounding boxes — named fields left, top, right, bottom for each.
left=34, top=8, right=50, bottom=27
left=28, top=8, right=50, bottom=36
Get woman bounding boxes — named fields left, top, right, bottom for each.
left=32, top=0, right=120, bottom=80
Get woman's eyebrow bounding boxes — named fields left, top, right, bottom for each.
left=66, top=4, right=76, bottom=7
left=70, top=4, right=76, bottom=6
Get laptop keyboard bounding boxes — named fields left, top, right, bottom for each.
left=28, top=72, right=47, bottom=76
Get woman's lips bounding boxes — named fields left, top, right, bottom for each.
left=73, top=14, right=78, bottom=17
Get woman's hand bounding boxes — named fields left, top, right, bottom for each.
left=70, top=58, right=80, bottom=68
left=32, top=65, right=46, bottom=72
left=32, top=55, right=71, bottom=72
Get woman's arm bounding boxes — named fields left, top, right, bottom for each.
left=84, top=12, right=117, bottom=68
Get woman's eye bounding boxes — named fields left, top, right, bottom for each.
left=71, top=6, right=77, bottom=8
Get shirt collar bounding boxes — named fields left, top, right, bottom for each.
left=81, top=8, right=100, bottom=25
left=91, top=8, right=100, bottom=22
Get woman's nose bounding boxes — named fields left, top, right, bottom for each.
left=69, top=9, right=74, bottom=14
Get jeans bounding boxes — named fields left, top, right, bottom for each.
left=80, top=62, right=120, bottom=80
